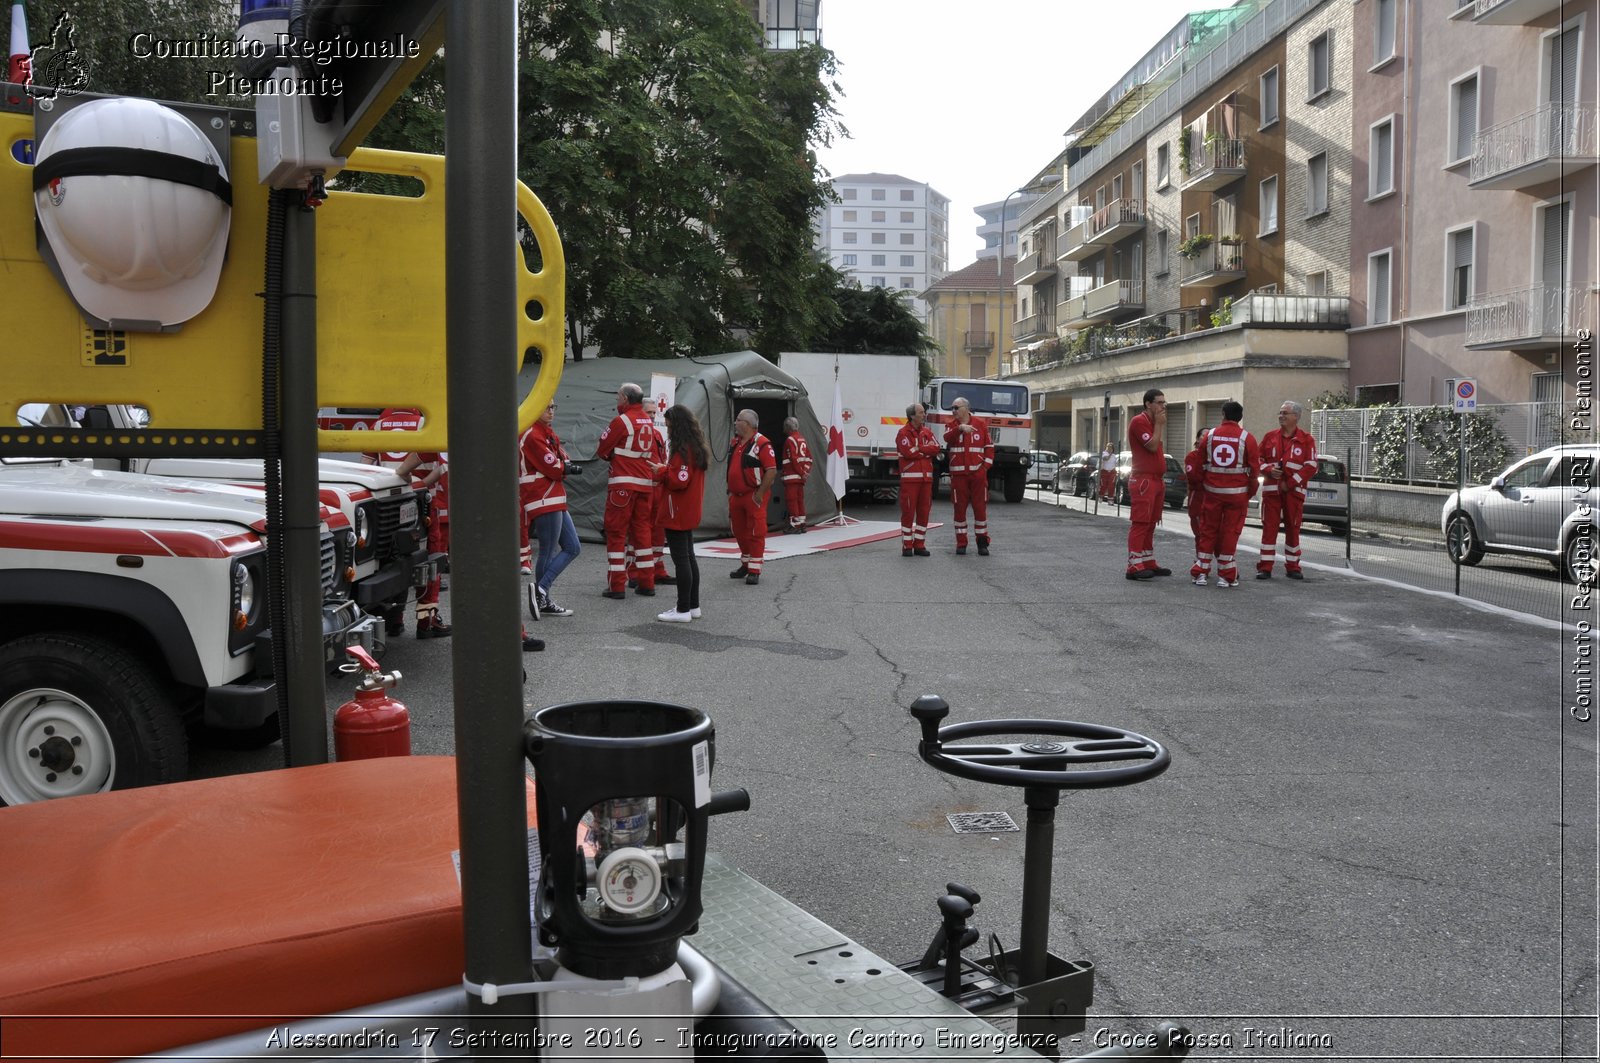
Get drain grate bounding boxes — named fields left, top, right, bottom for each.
left=947, top=811, right=1019, bottom=834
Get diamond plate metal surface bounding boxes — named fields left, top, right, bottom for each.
left=693, top=855, right=1047, bottom=1060
left=946, top=811, right=1020, bottom=834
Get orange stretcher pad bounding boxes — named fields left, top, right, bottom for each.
left=0, top=756, right=535, bottom=1060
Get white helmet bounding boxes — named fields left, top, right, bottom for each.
left=32, top=97, right=231, bottom=329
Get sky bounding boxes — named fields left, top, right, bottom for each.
left=814, top=0, right=1208, bottom=267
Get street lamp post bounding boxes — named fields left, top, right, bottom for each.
left=997, top=174, right=1062, bottom=378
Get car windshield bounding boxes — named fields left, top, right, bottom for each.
left=1311, top=460, right=1345, bottom=484
left=939, top=382, right=1028, bottom=416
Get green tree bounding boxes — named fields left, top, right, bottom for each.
left=516, top=0, right=843, bottom=360
left=33, top=0, right=236, bottom=103
left=810, top=283, right=938, bottom=380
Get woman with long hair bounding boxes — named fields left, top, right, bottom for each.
left=652, top=404, right=709, bottom=622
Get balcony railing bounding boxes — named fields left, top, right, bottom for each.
left=1178, top=238, right=1246, bottom=287
left=1082, top=278, right=1145, bottom=320
left=1472, top=0, right=1565, bottom=23
left=1015, top=246, right=1057, bottom=286
left=1056, top=219, right=1097, bottom=262
left=1087, top=199, right=1146, bottom=246
left=1013, top=313, right=1053, bottom=341
left=1057, top=297, right=1085, bottom=326
left=962, top=330, right=995, bottom=352
left=1470, top=104, right=1598, bottom=190
left=1230, top=293, right=1350, bottom=327
left=1180, top=137, right=1246, bottom=191
left=1465, top=284, right=1593, bottom=350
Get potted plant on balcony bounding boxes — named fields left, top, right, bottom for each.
left=1218, top=234, right=1244, bottom=270
left=1209, top=296, right=1234, bottom=329
left=1177, top=233, right=1214, bottom=260
left=1179, top=126, right=1193, bottom=176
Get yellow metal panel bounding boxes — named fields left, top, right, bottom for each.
left=0, top=110, right=564, bottom=454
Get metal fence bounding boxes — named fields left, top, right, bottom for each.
left=1313, top=402, right=1563, bottom=486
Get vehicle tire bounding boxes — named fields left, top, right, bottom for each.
left=1444, top=512, right=1484, bottom=567
left=1002, top=467, right=1026, bottom=503
left=0, top=633, right=187, bottom=806
left=1565, top=526, right=1598, bottom=586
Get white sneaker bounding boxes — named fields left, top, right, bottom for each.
left=1216, top=577, right=1237, bottom=588
left=657, top=609, right=693, bottom=623
left=520, top=564, right=532, bottom=576
left=689, top=607, right=703, bottom=619
left=1192, top=574, right=1208, bottom=586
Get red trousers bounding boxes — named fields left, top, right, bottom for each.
left=949, top=471, right=989, bottom=548
left=1125, top=473, right=1162, bottom=572
left=1187, top=491, right=1208, bottom=542
left=417, top=517, right=448, bottom=622
left=604, top=487, right=656, bottom=592
left=899, top=479, right=932, bottom=548
left=1192, top=493, right=1249, bottom=580
left=1257, top=490, right=1305, bottom=572
left=729, top=491, right=769, bottom=574
left=628, top=489, right=669, bottom=579
left=783, top=482, right=806, bottom=529
left=1099, top=469, right=1116, bottom=499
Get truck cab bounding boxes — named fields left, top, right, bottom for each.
left=922, top=378, right=1034, bottom=503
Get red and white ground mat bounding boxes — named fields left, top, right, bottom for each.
left=693, top=520, right=944, bottom=562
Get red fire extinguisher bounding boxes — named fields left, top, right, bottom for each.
left=334, top=646, right=411, bottom=761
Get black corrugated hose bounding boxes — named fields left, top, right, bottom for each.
left=262, top=187, right=293, bottom=765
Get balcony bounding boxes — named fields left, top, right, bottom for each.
left=1015, top=247, right=1057, bottom=286
left=963, top=330, right=995, bottom=352
left=1470, top=0, right=1565, bottom=23
left=1229, top=293, right=1350, bottom=328
left=1180, top=138, right=1246, bottom=192
left=1080, top=279, right=1145, bottom=323
left=1013, top=313, right=1054, bottom=342
left=1178, top=238, right=1246, bottom=288
left=1469, top=104, right=1598, bottom=190
left=1465, top=284, right=1592, bottom=350
left=1087, top=199, right=1146, bottom=246
left=1056, top=296, right=1086, bottom=327
left=1056, top=218, right=1098, bottom=262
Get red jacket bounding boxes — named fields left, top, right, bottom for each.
left=660, top=452, right=706, bottom=530
left=895, top=423, right=941, bottom=480
left=1183, top=446, right=1206, bottom=505
left=1127, top=412, right=1164, bottom=477
left=1199, top=421, right=1260, bottom=499
left=1258, top=428, right=1318, bottom=497
left=597, top=403, right=661, bottom=491
left=782, top=432, right=814, bottom=484
left=728, top=432, right=776, bottom=495
left=519, top=422, right=569, bottom=516
left=943, top=416, right=993, bottom=475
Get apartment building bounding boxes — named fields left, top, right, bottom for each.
left=814, top=173, right=951, bottom=321
left=1008, top=0, right=1353, bottom=452
left=975, top=195, right=1041, bottom=260
left=920, top=257, right=1015, bottom=380
left=1348, top=0, right=1597, bottom=408
left=744, top=0, right=822, bottom=49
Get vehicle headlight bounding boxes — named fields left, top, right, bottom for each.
left=233, top=562, right=256, bottom=628
left=354, top=507, right=370, bottom=548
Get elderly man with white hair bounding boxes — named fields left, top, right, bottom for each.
left=1255, top=399, right=1319, bottom=581
left=726, top=409, right=777, bottom=585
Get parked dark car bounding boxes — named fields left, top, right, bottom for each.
left=1111, top=451, right=1186, bottom=509
left=1055, top=451, right=1097, bottom=496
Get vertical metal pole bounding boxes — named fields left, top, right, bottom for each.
left=1345, top=445, right=1353, bottom=566
left=1455, top=415, right=1464, bottom=597
left=1017, top=785, right=1059, bottom=989
left=280, top=199, right=329, bottom=767
left=448, top=0, right=536, bottom=1044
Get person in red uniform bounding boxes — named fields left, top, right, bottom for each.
left=727, top=409, right=777, bottom=585
left=1125, top=389, right=1171, bottom=580
left=1190, top=400, right=1261, bottom=588
left=520, top=402, right=579, bottom=617
left=1183, top=428, right=1209, bottom=543
left=780, top=417, right=814, bottom=534
left=596, top=383, right=662, bottom=600
left=652, top=404, right=709, bottom=622
left=896, top=402, right=941, bottom=557
left=944, top=397, right=994, bottom=556
left=397, top=449, right=452, bottom=636
left=1256, top=400, right=1318, bottom=581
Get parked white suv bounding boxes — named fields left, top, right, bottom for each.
left=1441, top=445, right=1598, bottom=584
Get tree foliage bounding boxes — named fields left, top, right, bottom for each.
left=516, top=0, right=844, bottom=359
left=31, top=0, right=238, bottom=103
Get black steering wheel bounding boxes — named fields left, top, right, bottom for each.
left=910, top=694, right=1170, bottom=790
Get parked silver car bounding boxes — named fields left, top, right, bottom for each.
left=1027, top=449, right=1060, bottom=487
left=1441, top=445, right=1599, bottom=584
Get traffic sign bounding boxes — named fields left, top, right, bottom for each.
left=1453, top=378, right=1478, bottom=412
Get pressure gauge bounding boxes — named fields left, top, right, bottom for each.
left=596, top=847, right=661, bottom=915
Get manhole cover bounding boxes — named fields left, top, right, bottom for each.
left=947, top=811, right=1019, bottom=834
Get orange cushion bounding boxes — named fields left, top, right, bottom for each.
left=0, top=756, right=534, bottom=1060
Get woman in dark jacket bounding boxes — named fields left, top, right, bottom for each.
left=652, top=405, right=709, bottom=622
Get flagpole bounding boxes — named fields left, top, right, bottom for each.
left=814, top=354, right=859, bottom=528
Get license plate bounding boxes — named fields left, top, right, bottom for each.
left=399, top=499, right=419, bottom=525
left=1308, top=489, right=1334, bottom=500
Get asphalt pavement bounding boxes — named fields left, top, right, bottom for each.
left=195, top=495, right=1596, bottom=1061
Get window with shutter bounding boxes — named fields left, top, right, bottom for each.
left=1549, top=27, right=1579, bottom=109
left=1376, top=0, right=1396, bottom=62
left=1259, top=176, right=1279, bottom=235
left=1369, top=251, right=1392, bottom=325
left=1309, top=33, right=1331, bottom=99
left=1260, top=67, right=1280, bottom=127
left=1452, top=75, right=1478, bottom=164
left=1370, top=119, right=1394, bottom=197
left=1448, top=228, right=1474, bottom=310
left=1307, top=153, right=1329, bottom=216
left=1542, top=201, right=1570, bottom=291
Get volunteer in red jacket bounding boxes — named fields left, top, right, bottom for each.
left=896, top=402, right=941, bottom=557
left=944, top=396, right=994, bottom=556
left=653, top=404, right=709, bottom=622
left=1125, top=389, right=1172, bottom=580
left=520, top=401, right=579, bottom=618
left=727, top=408, right=777, bottom=585
left=1256, top=400, right=1318, bottom=581
left=596, top=382, right=662, bottom=600
left=1190, top=400, right=1261, bottom=588
left=1183, top=427, right=1209, bottom=543
left=780, top=416, right=814, bottom=534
